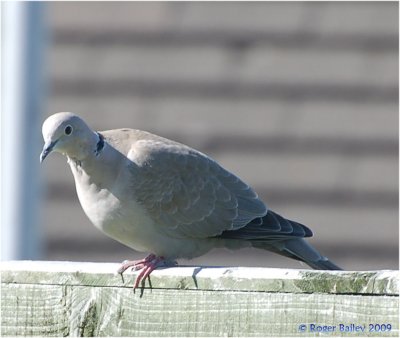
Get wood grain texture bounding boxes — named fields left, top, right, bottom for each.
left=1, top=261, right=399, bottom=337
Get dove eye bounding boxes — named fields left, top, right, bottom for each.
left=64, top=125, right=73, bottom=135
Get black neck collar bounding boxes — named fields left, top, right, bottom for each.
left=95, top=132, right=104, bottom=156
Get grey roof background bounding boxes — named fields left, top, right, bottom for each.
left=40, top=2, right=398, bottom=270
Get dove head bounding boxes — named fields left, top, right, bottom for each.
left=40, top=112, right=98, bottom=162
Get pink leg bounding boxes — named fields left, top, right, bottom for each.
left=118, top=254, right=166, bottom=289
left=133, top=256, right=164, bottom=289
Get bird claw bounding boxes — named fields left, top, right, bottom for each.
left=117, top=254, right=156, bottom=274
left=118, top=254, right=165, bottom=289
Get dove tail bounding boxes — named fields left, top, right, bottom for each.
left=304, top=258, right=342, bottom=270
left=218, top=210, right=342, bottom=270
left=253, top=238, right=342, bottom=271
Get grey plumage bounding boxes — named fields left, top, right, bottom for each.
left=40, top=112, right=341, bottom=272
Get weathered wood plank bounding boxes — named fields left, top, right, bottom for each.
left=1, top=261, right=399, bottom=337
left=1, top=261, right=398, bottom=294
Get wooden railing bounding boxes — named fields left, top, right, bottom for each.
left=1, top=261, right=398, bottom=336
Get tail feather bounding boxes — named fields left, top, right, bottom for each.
left=305, top=259, right=342, bottom=271
left=218, top=209, right=342, bottom=270
left=254, top=238, right=342, bottom=271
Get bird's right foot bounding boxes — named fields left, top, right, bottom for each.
left=117, top=254, right=157, bottom=274
left=117, top=254, right=166, bottom=289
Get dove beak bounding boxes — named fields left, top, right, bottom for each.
left=40, top=140, right=58, bottom=163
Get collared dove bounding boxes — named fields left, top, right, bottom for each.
left=40, top=112, right=341, bottom=287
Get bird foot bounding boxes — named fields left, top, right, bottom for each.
left=118, top=254, right=166, bottom=289
left=117, top=254, right=157, bottom=273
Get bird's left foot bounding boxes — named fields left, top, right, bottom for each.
left=118, top=254, right=169, bottom=289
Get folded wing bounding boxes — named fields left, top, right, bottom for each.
left=129, top=138, right=267, bottom=239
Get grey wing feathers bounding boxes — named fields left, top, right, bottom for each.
left=130, top=138, right=267, bottom=239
